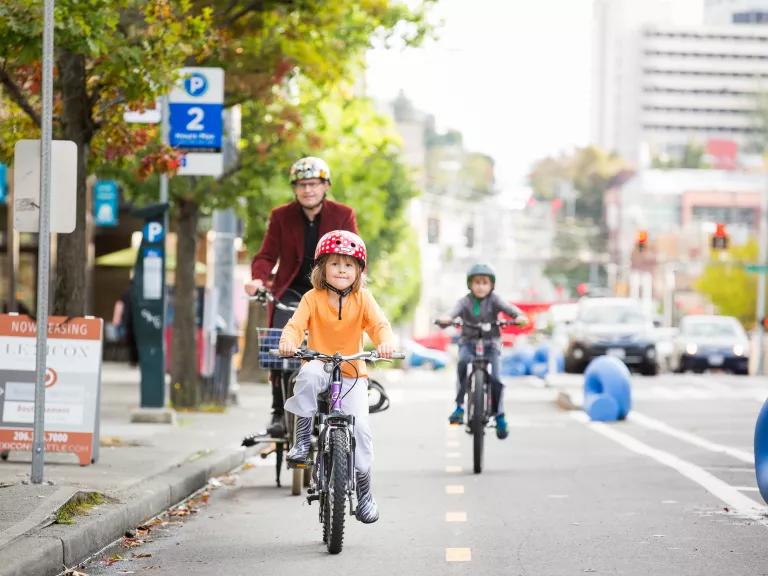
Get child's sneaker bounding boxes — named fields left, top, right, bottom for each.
left=448, top=405, right=464, bottom=425
left=495, top=414, right=509, bottom=439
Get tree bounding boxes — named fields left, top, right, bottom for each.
left=0, top=0, right=211, bottom=315
left=695, top=241, right=762, bottom=328
left=2, top=1, right=433, bottom=407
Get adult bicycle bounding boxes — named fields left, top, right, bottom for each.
left=271, top=348, right=404, bottom=554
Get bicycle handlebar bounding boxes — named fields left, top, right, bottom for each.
left=249, top=287, right=298, bottom=312
left=434, top=318, right=525, bottom=330
left=270, top=348, right=406, bottom=361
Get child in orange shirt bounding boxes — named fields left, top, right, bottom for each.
left=280, top=230, right=394, bottom=524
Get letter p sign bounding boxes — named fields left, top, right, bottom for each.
left=144, top=222, right=165, bottom=244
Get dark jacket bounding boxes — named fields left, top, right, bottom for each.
left=250, top=199, right=358, bottom=303
left=446, top=292, right=523, bottom=341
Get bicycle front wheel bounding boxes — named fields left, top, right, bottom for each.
left=326, top=428, right=349, bottom=554
left=471, top=370, right=485, bottom=474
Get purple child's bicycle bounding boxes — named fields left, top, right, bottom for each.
left=271, top=348, right=404, bottom=554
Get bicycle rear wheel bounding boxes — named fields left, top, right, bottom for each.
left=283, top=372, right=304, bottom=496
left=326, top=428, right=349, bottom=554
left=471, top=370, right=485, bottom=474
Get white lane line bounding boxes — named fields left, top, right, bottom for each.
left=446, top=440, right=460, bottom=448
left=570, top=412, right=767, bottom=524
left=445, top=512, right=467, bottom=522
left=446, top=452, right=461, bottom=459
left=446, top=465, right=463, bottom=473
left=446, top=485, right=465, bottom=495
left=629, top=411, right=754, bottom=464
left=735, top=486, right=760, bottom=492
left=445, top=548, right=472, bottom=562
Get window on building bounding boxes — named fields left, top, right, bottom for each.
left=427, top=217, right=440, bottom=244
left=464, top=224, right=474, bottom=248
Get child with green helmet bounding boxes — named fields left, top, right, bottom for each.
left=437, top=263, right=527, bottom=439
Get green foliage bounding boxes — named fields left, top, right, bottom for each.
left=650, top=142, right=708, bottom=169
left=528, top=146, right=627, bottom=223
left=695, top=241, right=761, bottom=328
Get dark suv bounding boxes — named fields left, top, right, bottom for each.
left=564, top=298, right=659, bottom=375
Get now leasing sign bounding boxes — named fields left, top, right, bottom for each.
left=0, top=315, right=103, bottom=466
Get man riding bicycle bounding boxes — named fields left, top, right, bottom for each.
left=437, top=263, right=527, bottom=439
left=244, top=157, right=358, bottom=436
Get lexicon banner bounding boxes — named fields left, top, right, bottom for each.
left=0, top=315, right=103, bottom=466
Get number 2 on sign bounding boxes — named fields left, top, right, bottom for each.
left=186, top=107, right=204, bottom=131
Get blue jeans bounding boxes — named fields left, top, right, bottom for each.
left=455, top=341, right=504, bottom=415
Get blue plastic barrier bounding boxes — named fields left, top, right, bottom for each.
left=530, top=344, right=565, bottom=378
left=583, top=356, right=632, bottom=422
left=754, top=398, right=768, bottom=504
left=501, top=346, right=536, bottom=377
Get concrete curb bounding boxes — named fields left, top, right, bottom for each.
left=0, top=448, right=246, bottom=576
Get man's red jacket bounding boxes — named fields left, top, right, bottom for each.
left=250, top=199, right=358, bottom=302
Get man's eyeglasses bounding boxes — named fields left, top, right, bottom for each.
left=293, top=180, right=325, bottom=191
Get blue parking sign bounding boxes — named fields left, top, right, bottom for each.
left=94, top=180, right=119, bottom=226
left=169, top=103, right=223, bottom=151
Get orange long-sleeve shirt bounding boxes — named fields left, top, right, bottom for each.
left=280, top=288, right=394, bottom=378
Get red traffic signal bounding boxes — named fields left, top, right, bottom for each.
left=711, top=223, right=729, bottom=250
left=636, top=230, right=649, bottom=252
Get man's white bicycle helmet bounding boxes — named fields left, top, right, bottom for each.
left=289, top=156, right=331, bottom=184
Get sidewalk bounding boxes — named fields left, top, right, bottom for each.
left=0, top=362, right=271, bottom=576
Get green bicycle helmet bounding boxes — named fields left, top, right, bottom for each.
left=466, top=263, right=496, bottom=288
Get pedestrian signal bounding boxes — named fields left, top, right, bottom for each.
left=711, top=223, right=729, bottom=250
left=636, top=230, right=648, bottom=253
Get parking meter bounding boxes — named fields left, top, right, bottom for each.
left=131, top=203, right=169, bottom=408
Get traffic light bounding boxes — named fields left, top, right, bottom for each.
left=636, top=230, right=649, bottom=253
left=711, top=223, right=729, bottom=250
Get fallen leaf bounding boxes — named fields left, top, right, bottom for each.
left=105, top=554, right=123, bottom=566
left=121, top=537, right=144, bottom=548
left=132, top=552, right=152, bottom=559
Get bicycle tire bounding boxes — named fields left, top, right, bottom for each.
left=326, top=427, right=349, bottom=554
left=368, top=379, right=390, bottom=414
left=471, top=370, right=485, bottom=474
left=284, top=372, right=303, bottom=496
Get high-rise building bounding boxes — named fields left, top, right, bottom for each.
left=705, top=0, right=768, bottom=25
left=592, top=0, right=768, bottom=167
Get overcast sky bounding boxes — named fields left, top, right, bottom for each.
left=366, top=0, right=704, bottom=198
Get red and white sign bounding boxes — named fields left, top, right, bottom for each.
left=0, top=315, right=102, bottom=466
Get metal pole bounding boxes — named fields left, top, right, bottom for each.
left=160, top=95, right=169, bottom=205
left=756, top=174, right=768, bottom=375
left=6, top=172, right=18, bottom=313
left=31, top=0, right=55, bottom=484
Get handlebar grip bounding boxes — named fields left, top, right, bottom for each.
left=391, top=352, right=406, bottom=360
left=269, top=349, right=281, bottom=356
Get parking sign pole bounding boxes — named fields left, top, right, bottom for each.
left=31, top=0, right=55, bottom=484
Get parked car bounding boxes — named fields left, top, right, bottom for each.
left=564, top=297, right=659, bottom=375
left=404, top=339, right=448, bottom=370
left=670, top=315, right=749, bottom=375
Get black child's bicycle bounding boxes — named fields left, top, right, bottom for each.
left=435, top=318, right=520, bottom=474
left=271, top=348, right=404, bottom=555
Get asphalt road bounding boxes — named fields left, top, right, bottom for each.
left=83, top=369, right=768, bottom=576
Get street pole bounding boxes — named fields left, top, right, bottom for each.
left=31, top=0, right=55, bottom=484
left=756, top=174, right=768, bottom=375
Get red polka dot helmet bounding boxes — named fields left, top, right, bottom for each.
left=314, top=230, right=366, bottom=268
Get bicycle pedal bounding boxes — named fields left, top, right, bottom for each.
left=306, top=494, right=320, bottom=504
left=287, top=461, right=307, bottom=469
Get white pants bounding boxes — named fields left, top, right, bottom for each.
left=284, top=359, right=373, bottom=473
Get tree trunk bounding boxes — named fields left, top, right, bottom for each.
left=54, top=51, right=92, bottom=316
left=239, top=299, right=269, bottom=383
left=170, top=197, right=200, bottom=408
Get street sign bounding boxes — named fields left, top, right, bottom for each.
left=0, top=315, right=103, bottom=466
left=93, top=180, right=119, bottom=227
left=0, top=163, right=7, bottom=204
left=169, top=67, right=224, bottom=177
left=746, top=264, right=768, bottom=273
left=13, top=139, right=77, bottom=233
